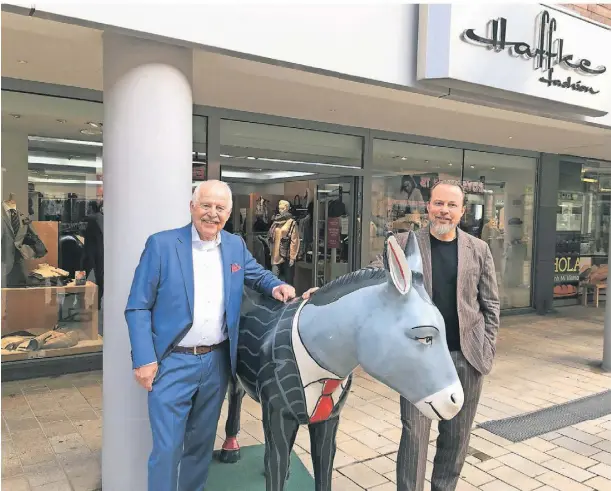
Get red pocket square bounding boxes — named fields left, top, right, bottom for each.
left=231, top=263, right=241, bottom=273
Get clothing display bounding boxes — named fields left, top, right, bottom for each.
left=272, top=262, right=295, bottom=284
left=59, top=234, right=85, bottom=277
left=38, top=197, right=88, bottom=223
left=1, top=327, right=80, bottom=352
left=2, top=199, right=48, bottom=288
left=252, top=235, right=272, bottom=270
left=82, top=210, right=104, bottom=308
left=255, top=196, right=270, bottom=226
left=268, top=211, right=300, bottom=268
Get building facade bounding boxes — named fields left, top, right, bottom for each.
left=1, top=3, right=610, bottom=489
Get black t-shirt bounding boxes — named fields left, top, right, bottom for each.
left=430, top=234, right=461, bottom=352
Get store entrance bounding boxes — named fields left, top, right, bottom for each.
left=220, top=168, right=360, bottom=295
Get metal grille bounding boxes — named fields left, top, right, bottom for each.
left=477, top=390, right=611, bottom=442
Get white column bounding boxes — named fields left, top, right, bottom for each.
left=102, top=33, right=193, bottom=491
left=1, top=131, right=29, bottom=212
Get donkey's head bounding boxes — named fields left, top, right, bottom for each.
left=356, top=232, right=464, bottom=420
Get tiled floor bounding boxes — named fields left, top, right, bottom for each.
left=2, top=305, right=611, bottom=490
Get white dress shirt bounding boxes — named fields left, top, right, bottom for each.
left=178, top=225, right=226, bottom=347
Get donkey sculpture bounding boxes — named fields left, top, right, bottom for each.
left=216, top=231, right=464, bottom=490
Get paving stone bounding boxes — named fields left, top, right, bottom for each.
left=22, top=461, right=67, bottom=488
left=541, top=458, right=595, bottom=482
left=1, top=476, right=31, bottom=491
left=546, top=436, right=600, bottom=458
left=339, top=463, right=387, bottom=489
left=557, top=427, right=602, bottom=446
left=536, top=471, right=594, bottom=491
left=487, top=465, right=541, bottom=491
left=495, top=453, right=547, bottom=477
left=546, top=447, right=598, bottom=469
left=582, top=476, right=611, bottom=491
left=30, top=480, right=72, bottom=491
left=587, top=462, right=611, bottom=479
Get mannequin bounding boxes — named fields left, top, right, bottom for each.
left=2, top=193, right=48, bottom=287
left=268, top=200, right=300, bottom=283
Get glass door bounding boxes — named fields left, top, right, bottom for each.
left=312, top=177, right=361, bottom=288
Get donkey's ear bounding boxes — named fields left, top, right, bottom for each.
left=404, top=231, right=424, bottom=275
left=384, top=234, right=412, bottom=295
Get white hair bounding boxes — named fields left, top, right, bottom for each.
left=192, top=180, right=233, bottom=206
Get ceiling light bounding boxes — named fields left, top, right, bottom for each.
left=17, top=60, right=27, bottom=64
left=28, top=136, right=103, bottom=147
left=401, top=157, right=407, bottom=161
left=28, top=156, right=99, bottom=169
left=80, top=129, right=102, bottom=136
left=28, top=177, right=102, bottom=185
left=491, top=167, right=496, bottom=170
left=425, top=160, right=429, bottom=164
left=10, top=114, right=21, bottom=119
left=56, top=119, right=67, bottom=124
left=86, top=122, right=102, bottom=128
left=470, top=165, right=475, bottom=169
left=508, top=136, right=513, bottom=140
left=448, top=163, right=453, bottom=166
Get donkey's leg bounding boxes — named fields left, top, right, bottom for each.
left=308, top=417, right=340, bottom=491
left=215, top=378, right=246, bottom=463
left=262, top=401, right=299, bottom=491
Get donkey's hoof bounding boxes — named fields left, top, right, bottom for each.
left=213, top=449, right=241, bottom=463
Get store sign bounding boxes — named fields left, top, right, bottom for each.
left=554, top=254, right=580, bottom=283
left=463, top=11, right=606, bottom=96
left=417, top=4, right=611, bottom=116
left=327, top=217, right=341, bottom=249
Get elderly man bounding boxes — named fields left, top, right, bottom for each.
left=305, top=179, right=500, bottom=491
left=125, top=180, right=296, bottom=491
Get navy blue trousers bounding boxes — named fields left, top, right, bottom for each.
left=147, top=346, right=230, bottom=491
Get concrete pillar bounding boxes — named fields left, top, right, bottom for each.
left=1, top=131, right=29, bottom=212
left=102, top=33, right=193, bottom=491
left=603, top=221, right=611, bottom=372
left=533, top=155, right=560, bottom=314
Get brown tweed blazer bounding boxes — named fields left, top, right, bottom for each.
left=371, top=227, right=500, bottom=375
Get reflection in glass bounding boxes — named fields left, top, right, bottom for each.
left=557, top=160, right=611, bottom=305
left=370, top=140, right=537, bottom=310
left=370, top=139, right=462, bottom=263
left=462, top=151, right=536, bottom=309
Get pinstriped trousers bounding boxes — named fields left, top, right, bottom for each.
left=397, top=351, right=484, bottom=491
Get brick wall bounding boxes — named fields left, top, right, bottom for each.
left=562, top=4, right=611, bottom=26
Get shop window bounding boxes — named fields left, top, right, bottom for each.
left=370, top=139, right=462, bottom=263
left=462, top=151, right=536, bottom=310
left=219, top=120, right=363, bottom=294
left=556, top=160, right=610, bottom=306
left=2, top=91, right=104, bottom=364
left=192, top=115, right=208, bottom=185
left=370, top=139, right=536, bottom=310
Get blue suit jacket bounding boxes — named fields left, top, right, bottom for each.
left=125, top=224, right=284, bottom=375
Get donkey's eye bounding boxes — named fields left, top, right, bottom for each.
left=416, top=336, right=433, bottom=346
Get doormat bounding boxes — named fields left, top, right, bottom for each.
left=478, top=389, right=611, bottom=442
left=206, top=445, right=314, bottom=491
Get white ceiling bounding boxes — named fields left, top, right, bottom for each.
left=2, top=11, right=611, bottom=161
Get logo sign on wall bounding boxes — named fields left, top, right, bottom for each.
left=463, top=10, right=606, bottom=95
left=417, top=4, right=610, bottom=117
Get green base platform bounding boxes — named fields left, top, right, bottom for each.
left=206, top=445, right=314, bottom=490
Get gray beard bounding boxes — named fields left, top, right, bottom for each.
left=431, top=222, right=457, bottom=236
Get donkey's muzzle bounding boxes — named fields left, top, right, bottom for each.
left=414, top=380, right=464, bottom=421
